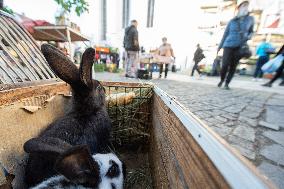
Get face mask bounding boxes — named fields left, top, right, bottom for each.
left=237, top=4, right=249, bottom=17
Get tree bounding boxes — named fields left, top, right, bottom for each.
left=0, top=0, right=14, bottom=14
left=0, top=0, right=89, bottom=16
left=54, top=0, right=89, bottom=16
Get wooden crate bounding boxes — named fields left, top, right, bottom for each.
left=0, top=9, right=277, bottom=189
left=0, top=81, right=276, bottom=189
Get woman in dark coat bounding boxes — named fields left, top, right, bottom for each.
left=217, top=0, right=254, bottom=89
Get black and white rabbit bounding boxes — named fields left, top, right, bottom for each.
left=24, top=44, right=113, bottom=187
left=24, top=137, right=124, bottom=189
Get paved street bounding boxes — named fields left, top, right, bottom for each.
left=96, top=72, right=284, bottom=189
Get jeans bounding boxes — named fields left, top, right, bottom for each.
left=253, top=56, right=269, bottom=78
left=125, top=51, right=139, bottom=77
left=220, top=47, right=241, bottom=85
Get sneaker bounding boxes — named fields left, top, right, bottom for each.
left=159, top=74, right=162, bottom=78
left=262, top=83, right=272, bottom=87
left=217, top=81, right=223, bottom=88
left=224, top=84, right=230, bottom=90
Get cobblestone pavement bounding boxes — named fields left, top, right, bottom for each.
left=153, top=79, right=284, bottom=189
left=96, top=72, right=284, bottom=188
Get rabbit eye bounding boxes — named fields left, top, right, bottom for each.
left=96, top=85, right=105, bottom=92
left=111, top=183, right=116, bottom=189
left=106, top=160, right=120, bottom=178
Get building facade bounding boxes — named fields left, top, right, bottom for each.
left=94, top=0, right=155, bottom=48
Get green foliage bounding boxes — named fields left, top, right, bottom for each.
left=54, top=0, right=89, bottom=16
left=2, top=6, right=14, bottom=15
left=114, top=68, right=124, bottom=73
left=94, top=64, right=106, bottom=72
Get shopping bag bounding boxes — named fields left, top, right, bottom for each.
left=171, top=64, right=176, bottom=72
left=261, top=54, right=284, bottom=73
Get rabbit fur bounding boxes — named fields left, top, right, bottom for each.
left=28, top=142, right=124, bottom=189
left=24, top=44, right=113, bottom=187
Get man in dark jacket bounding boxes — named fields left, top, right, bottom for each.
left=191, top=44, right=205, bottom=76
left=123, top=20, right=140, bottom=78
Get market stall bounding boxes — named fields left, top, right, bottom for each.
left=31, top=25, right=90, bottom=61
left=15, top=13, right=90, bottom=61
left=139, top=51, right=175, bottom=79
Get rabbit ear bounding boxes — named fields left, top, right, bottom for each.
left=23, top=137, right=72, bottom=154
left=41, top=44, right=80, bottom=85
left=79, top=47, right=96, bottom=88
left=54, top=145, right=100, bottom=186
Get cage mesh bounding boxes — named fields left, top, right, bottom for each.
left=104, top=82, right=153, bottom=189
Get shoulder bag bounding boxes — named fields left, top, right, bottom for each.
left=237, top=18, right=252, bottom=59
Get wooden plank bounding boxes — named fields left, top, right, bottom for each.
left=0, top=56, right=17, bottom=83
left=0, top=47, right=27, bottom=81
left=0, top=81, right=69, bottom=107
left=0, top=20, right=42, bottom=80
left=0, top=17, right=52, bottom=79
left=151, top=94, right=230, bottom=189
left=149, top=127, right=170, bottom=188
left=5, top=17, right=56, bottom=78
left=151, top=112, right=189, bottom=188
left=0, top=40, right=34, bottom=80
left=0, top=31, right=42, bottom=80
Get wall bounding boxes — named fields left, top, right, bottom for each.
left=94, top=0, right=203, bottom=69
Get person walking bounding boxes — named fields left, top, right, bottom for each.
left=217, top=0, right=254, bottom=89
left=262, top=45, right=284, bottom=87
left=157, top=37, right=175, bottom=78
left=253, top=37, right=274, bottom=81
left=191, top=44, right=205, bottom=77
left=123, top=20, right=140, bottom=78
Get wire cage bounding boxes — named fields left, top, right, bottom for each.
left=104, top=82, right=153, bottom=148
left=103, top=82, right=154, bottom=189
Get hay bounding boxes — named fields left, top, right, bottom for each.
left=125, top=165, right=153, bottom=189
left=106, top=92, right=136, bottom=106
